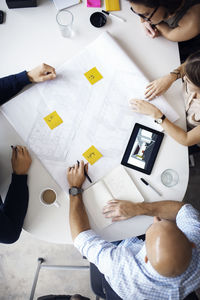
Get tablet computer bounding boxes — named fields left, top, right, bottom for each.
left=121, top=123, right=164, bottom=175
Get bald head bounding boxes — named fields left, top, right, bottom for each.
left=145, top=217, right=194, bottom=277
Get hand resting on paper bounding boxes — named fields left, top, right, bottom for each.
left=130, top=99, right=162, bottom=118
left=27, top=63, right=56, bottom=83
left=103, top=199, right=139, bottom=222
left=145, top=74, right=177, bottom=100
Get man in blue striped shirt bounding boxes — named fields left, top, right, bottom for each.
left=67, top=161, right=200, bottom=300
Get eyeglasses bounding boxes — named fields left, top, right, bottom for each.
left=130, top=6, right=159, bottom=23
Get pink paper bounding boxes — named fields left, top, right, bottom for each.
left=87, top=0, right=101, bottom=7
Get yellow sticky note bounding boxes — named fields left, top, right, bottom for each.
left=82, top=145, right=103, bottom=165
left=84, top=67, right=103, bottom=85
left=44, top=111, right=63, bottom=130
left=105, top=0, right=120, bottom=11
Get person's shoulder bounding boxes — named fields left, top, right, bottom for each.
left=176, top=204, right=200, bottom=244
left=177, top=203, right=200, bottom=220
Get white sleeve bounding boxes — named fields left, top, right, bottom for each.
left=176, top=204, right=200, bottom=245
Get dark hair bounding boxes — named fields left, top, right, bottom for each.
left=128, top=0, right=182, bottom=14
left=70, top=295, right=90, bottom=300
left=185, top=51, right=200, bottom=88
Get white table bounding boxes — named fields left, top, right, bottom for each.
left=0, top=0, right=188, bottom=244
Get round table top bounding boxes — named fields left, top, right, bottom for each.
left=0, top=0, right=188, bottom=244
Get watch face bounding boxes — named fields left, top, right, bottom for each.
left=157, top=118, right=162, bottom=124
left=70, top=187, right=78, bottom=196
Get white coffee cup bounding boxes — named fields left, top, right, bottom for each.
left=40, top=188, right=60, bottom=208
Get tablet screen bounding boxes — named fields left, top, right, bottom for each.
left=121, top=123, right=164, bottom=175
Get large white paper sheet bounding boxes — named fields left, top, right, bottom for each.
left=1, top=32, right=179, bottom=192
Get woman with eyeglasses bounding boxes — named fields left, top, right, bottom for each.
left=130, top=51, right=200, bottom=147
left=129, top=0, right=200, bottom=42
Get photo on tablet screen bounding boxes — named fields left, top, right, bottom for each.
left=121, top=123, right=164, bottom=175
left=128, top=129, right=159, bottom=170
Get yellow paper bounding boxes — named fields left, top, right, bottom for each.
left=44, top=111, right=63, bottom=130
left=84, top=67, right=103, bottom=85
left=82, top=145, right=103, bottom=165
left=105, top=0, right=120, bottom=11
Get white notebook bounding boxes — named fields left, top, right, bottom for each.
left=83, top=165, right=144, bottom=230
left=53, top=0, right=81, bottom=10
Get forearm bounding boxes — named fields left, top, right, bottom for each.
left=160, top=118, right=200, bottom=146
left=0, top=71, right=31, bottom=105
left=70, top=194, right=90, bottom=241
left=135, top=201, right=184, bottom=221
left=3, top=174, right=29, bottom=228
left=161, top=118, right=189, bottom=145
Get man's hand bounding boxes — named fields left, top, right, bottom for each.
left=67, top=160, right=88, bottom=188
left=12, top=146, right=32, bottom=175
left=103, top=200, right=138, bottom=222
left=130, top=99, right=162, bottom=119
left=27, top=63, right=56, bottom=83
left=145, top=74, right=177, bottom=100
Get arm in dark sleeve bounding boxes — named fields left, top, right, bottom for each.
left=0, top=174, right=29, bottom=244
left=0, top=71, right=31, bottom=105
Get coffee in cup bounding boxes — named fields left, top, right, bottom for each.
left=40, top=188, right=59, bottom=207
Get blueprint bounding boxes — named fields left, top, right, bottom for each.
left=1, top=32, right=179, bottom=192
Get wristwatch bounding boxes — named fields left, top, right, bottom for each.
left=69, top=186, right=84, bottom=196
left=154, top=114, right=166, bottom=124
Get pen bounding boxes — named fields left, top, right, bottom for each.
left=140, top=178, right=162, bottom=197
left=102, top=10, right=126, bottom=22
left=77, top=160, right=92, bottom=183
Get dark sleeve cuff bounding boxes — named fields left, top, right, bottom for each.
left=11, top=173, right=28, bottom=185
left=16, top=71, right=31, bottom=86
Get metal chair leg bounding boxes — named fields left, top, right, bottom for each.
left=29, top=257, right=45, bottom=300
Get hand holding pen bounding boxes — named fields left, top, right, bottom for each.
left=77, top=160, right=92, bottom=183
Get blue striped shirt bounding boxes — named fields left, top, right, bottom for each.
left=74, top=204, right=200, bottom=299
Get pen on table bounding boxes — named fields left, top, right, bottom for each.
left=102, top=10, right=126, bottom=22
left=77, top=160, right=92, bottom=183
left=140, top=178, right=162, bottom=197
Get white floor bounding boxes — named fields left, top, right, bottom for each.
left=0, top=230, right=94, bottom=300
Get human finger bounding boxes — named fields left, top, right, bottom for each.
left=107, top=199, right=119, bottom=205
left=23, top=147, right=32, bottom=160
left=11, top=146, right=17, bottom=161
left=40, top=73, right=56, bottom=82
left=104, top=210, right=120, bottom=218
left=147, top=93, right=158, bottom=100
left=79, top=160, right=85, bottom=173
left=102, top=204, right=117, bottom=214
left=15, top=145, right=24, bottom=156
left=75, top=162, right=79, bottom=171
left=129, top=99, right=140, bottom=105
left=146, top=82, right=154, bottom=89
left=84, top=163, right=88, bottom=173
left=112, top=216, right=127, bottom=222
left=43, top=63, right=56, bottom=74
left=145, top=84, right=155, bottom=95
left=145, top=88, right=157, bottom=99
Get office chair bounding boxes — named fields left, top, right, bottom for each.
left=29, top=258, right=89, bottom=300
left=30, top=257, right=198, bottom=300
